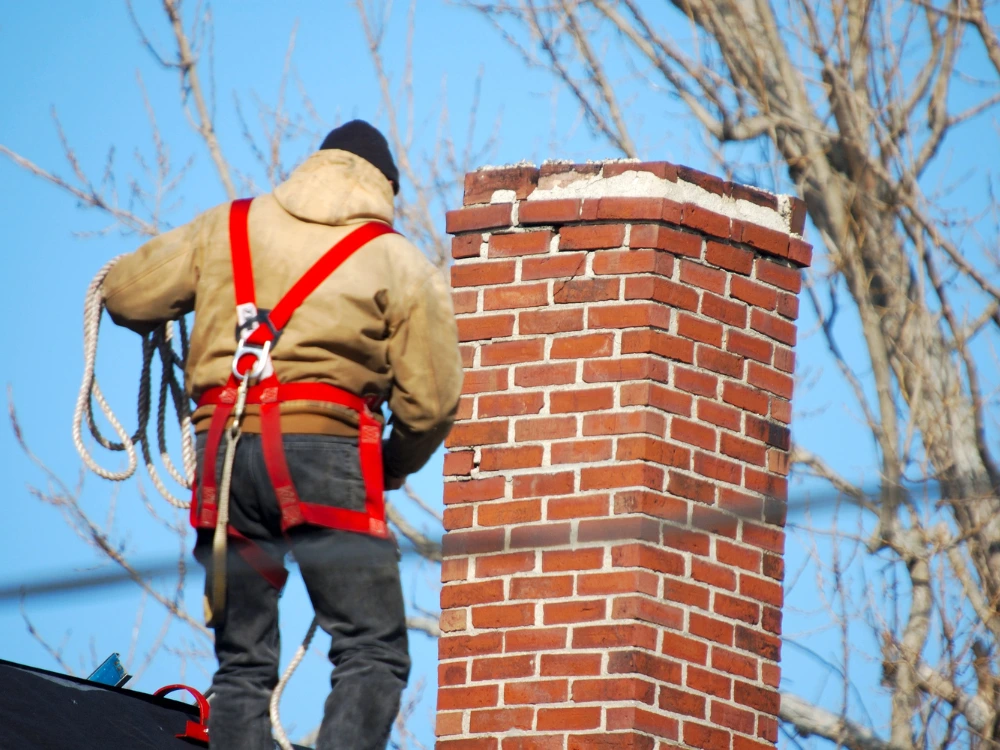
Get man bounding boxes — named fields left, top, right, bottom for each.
left=101, top=120, right=464, bottom=750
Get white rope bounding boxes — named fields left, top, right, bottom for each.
left=76, top=260, right=315, bottom=747
left=73, top=261, right=195, bottom=507
left=271, top=617, right=319, bottom=750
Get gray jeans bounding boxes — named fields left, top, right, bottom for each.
left=195, top=433, right=411, bottom=750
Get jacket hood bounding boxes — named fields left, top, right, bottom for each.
left=273, top=149, right=395, bottom=226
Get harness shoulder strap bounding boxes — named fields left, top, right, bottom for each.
left=229, top=198, right=257, bottom=324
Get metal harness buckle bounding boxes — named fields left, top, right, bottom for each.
left=232, top=338, right=273, bottom=382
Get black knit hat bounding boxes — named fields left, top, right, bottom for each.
left=320, top=120, right=399, bottom=194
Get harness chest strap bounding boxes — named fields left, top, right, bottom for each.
left=192, top=198, right=397, bottom=550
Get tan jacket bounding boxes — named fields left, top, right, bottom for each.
left=102, top=150, right=463, bottom=478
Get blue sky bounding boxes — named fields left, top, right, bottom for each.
left=2, top=1, right=997, bottom=746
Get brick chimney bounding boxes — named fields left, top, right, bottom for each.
left=437, top=160, right=811, bottom=750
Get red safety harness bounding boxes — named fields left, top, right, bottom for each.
left=191, top=198, right=395, bottom=572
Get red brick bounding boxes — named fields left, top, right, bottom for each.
left=505, top=679, right=568, bottom=705
left=583, top=357, right=668, bottom=384
left=722, top=382, right=768, bottom=415
left=676, top=313, right=723, bottom=349
left=464, top=166, right=538, bottom=204
left=678, top=166, right=727, bottom=195
left=438, top=739, right=498, bottom=750
left=682, top=204, right=730, bottom=238
left=582, top=567, right=659, bottom=596
left=472, top=603, right=536, bottom=629
left=674, top=366, right=718, bottom=398
left=439, top=660, right=467, bottom=688
left=443, top=476, right=506, bottom=505
left=519, top=199, right=582, bottom=225
left=540, top=653, right=603, bottom=676
left=716, top=540, right=762, bottom=574
left=593, top=248, right=674, bottom=276
left=755, top=258, right=801, bottom=293
left=788, top=237, right=813, bottom=267
left=683, top=674, right=730, bottom=709
left=587, top=302, right=671, bottom=331
left=777, top=291, right=799, bottom=319
left=691, top=558, right=736, bottom=591
left=478, top=391, right=545, bottom=418
left=573, top=623, right=658, bottom=650
left=483, top=283, right=548, bottom=310
left=543, top=548, right=606, bottom=572
left=612, top=595, right=684, bottom=629
left=762, top=552, right=785, bottom=580
left=662, top=632, right=708, bottom=665
left=611, top=543, right=685, bottom=575
left=560, top=224, right=626, bottom=250
left=546, top=493, right=610, bottom=520
left=689, top=613, right=734, bottom=645
left=729, top=183, right=778, bottom=210
left=683, top=721, right=732, bottom=750
left=477, top=500, right=542, bottom=527
left=730, top=276, right=778, bottom=310
left=475, top=551, right=536, bottom=578
left=456, top=396, right=473, bottom=420
left=504, top=627, right=568, bottom=654
left=721, top=433, right=767, bottom=466
left=452, top=261, right=515, bottom=288
left=696, top=399, right=741, bottom=431
left=444, top=451, right=474, bottom=477
left=718, top=486, right=764, bottom=521
left=603, top=161, right=679, bottom=181
left=544, top=599, right=607, bottom=624
left=617, top=436, right=691, bottom=469
left=441, top=580, right=504, bottom=608
left=519, top=308, right=584, bottom=334
left=771, top=397, right=792, bottom=424
left=536, top=706, right=601, bottom=731
left=726, top=330, right=772, bottom=364
left=573, top=677, right=655, bottom=705
left=551, top=439, right=613, bottom=465
left=442, top=528, right=505, bottom=556
left=692, top=505, right=739, bottom=538
left=739, top=575, right=783, bottom=609
left=479, top=445, right=544, bottom=471
left=461, top=368, right=509, bottom=395
left=441, top=557, right=469, bottom=582
left=488, top=230, right=552, bottom=257
left=481, top=338, right=545, bottom=365
left=773, top=346, right=795, bottom=373
left=624, top=276, right=699, bottom=312
left=510, top=522, right=572, bottom=549
left=509, top=576, right=573, bottom=600
left=747, top=361, right=793, bottom=399
left=522, top=253, right=588, bottom=280
left=742, top=523, right=785, bottom=555
left=630, top=224, right=701, bottom=257
left=739, top=223, right=789, bottom=258
left=452, top=290, right=478, bottom=313
left=696, top=345, right=744, bottom=378
left=694, top=452, right=742, bottom=486
left=658, top=686, right=706, bottom=718
left=512, top=471, right=575, bottom=498
left=713, top=594, right=759, bottom=626
left=711, top=646, right=758, bottom=680
left=591, top=196, right=668, bottom=221
left=439, top=633, right=504, bottom=659
left=620, top=382, right=693, bottom=416
left=734, top=682, right=780, bottom=715
left=446, top=204, right=513, bottom=233
left=583, top=409, right=666, bottom=437
left=551, top=387, right=614, bottom=414
left=621, top=329, right=695, bottom=363
left=514, top=362, right=577, bottom=388
left=702, top=293, right=748, bottom=327
left=452, top=235, right=482, bottom=259
left=607, top=649, right=683, bottom=685
left=667, top=472, right=716, bottom=504
left=551, top=333, right=614, bottom=359
left=554, top=278, right=620, bottom=304
left=705, top=241, right=753, bottom=274
left=580, top=463, right=664, bottom=491
left=578, top=515, right=661, bottom=544
left=671, top=418, right=717, bottom=451
left=788, top=197, right=807, bottom=234
left=469, top=708, right=533, bottom=733
left=680, top=260, right=726, bottom=294
left=438, top=684, right=500, bottom=710
left=515, top=416, right=577, bottom=441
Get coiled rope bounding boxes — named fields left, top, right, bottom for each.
left=74, top=260, right=316, bottom=750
